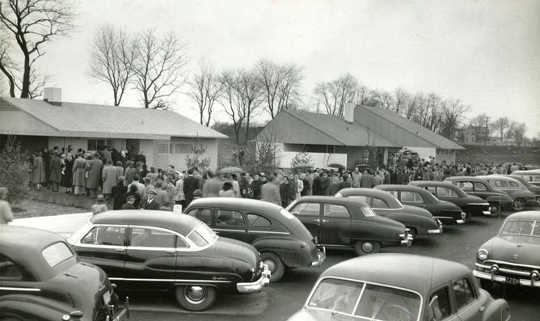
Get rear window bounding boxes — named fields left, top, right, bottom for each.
left=42, top=242, right=74, bottom=267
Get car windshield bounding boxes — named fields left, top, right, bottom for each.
left=361, top=207, right=377, bottom=217
left=307, top=278, right=421, bottom=321
left=501, top=220, right=540, bottom=237
left=42, top=242, right=74, bottom=268
left=187, top=224, right=218, bottom=247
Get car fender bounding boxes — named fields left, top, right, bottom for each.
left=383, top=212, right=434, bottom=234
left=253, top=237, right=312, bottom=267
left=0, top=294, right=73, bottom=321
left=482, top=298, right=510, bottom=321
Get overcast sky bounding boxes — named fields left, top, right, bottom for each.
left=35, top=0, right=540, bottom=136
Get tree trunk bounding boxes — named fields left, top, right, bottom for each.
left=20, top=54, right=31, bottom=98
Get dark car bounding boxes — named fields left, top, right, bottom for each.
left=445, top=176, right=515, bottom=214
left=287, top=253, right=510, bottom=321
left=509, top=174, right=540, bottom=201
left=15, top=211, right=270, bottom=311
left=375, top=184, right=467, bottom=225
left=410, top=180, right=491, bottom=220
left=335, top=188, right=442, bottom=237
left=0, top=225, right=127, bottom=321
left=286, top=196, right=412, bottom=255
left=479, top=175, right=538, bottom=211
left=184, top=198, right=326, bottom=282
left=474, top=211, right=540, bottom=290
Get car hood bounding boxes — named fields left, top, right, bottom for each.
left=211, top=237, right=259, bottom=267
left=483, top=236, right=540, bottom=267
left=401, top=205, right=434, bottom=218
left=287, top=308, right=357, bottom=321
left=12, top=212, right=92, bottom=238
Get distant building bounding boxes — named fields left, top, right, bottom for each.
left=457, top=125, right=490, bottom=145
left=256, top=104, right=464, bottom=169
left=0, top=88, right=227, bottom=169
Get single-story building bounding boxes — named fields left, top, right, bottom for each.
left=0, top=89, right=227, bottom=170
left=256, top=104, right=464, bottom=169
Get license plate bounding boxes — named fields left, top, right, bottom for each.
left=103, top=291, right=111, bottom=304
left=505, top=276, right=520, bottom=286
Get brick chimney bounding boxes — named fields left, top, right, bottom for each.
left=43, top=87, right=62, bottom=106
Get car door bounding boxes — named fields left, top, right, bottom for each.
left=427, top=285, right=460, bottom=321
left=320, top=203, right=352, bottom=245
left=76, top=225, right=129, bottom=278
left=245, top=212, right=288, bottom=244
left=399, top=190, right=426, bottom=208
left=0, top=253, right=41, bottom=295
left=289, top=202, right=322, bottom=242
left=471, top=182, right=490, bottom=199
left=451, top=277, right=482, bottom=321
left=124, top=226, right=181, bottom=281
left=436, top=186, right=459, bottom=204
left=214, top=208, right=250, bottom=243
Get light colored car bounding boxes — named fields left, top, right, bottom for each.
left=288, top=253, right=510, bottom=321
left=479, top=175, right=538, bottom=211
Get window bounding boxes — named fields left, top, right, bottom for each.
left=290, top=202, right=320, bottom=216
left=533, top=221, right=540, bottom=237
left=188, top=208, right=213, bottom=225
left=187, top=224, right=218, bottom=247
left=400, top=191, right=423, bottom=203
left=81, top=226, right=127, bottom=246
left=247, top=214, right=272, bottom=227
left=425, top=186, right=437, bottom=195
left=130, top=227, right=178, bottom=248
left=371, top=197, right=389, bottom=208
left=157, top=143, right=170, bottom=154
left=508, top=180, right=521, bottom=189
left=308, top=278, right=364, bottom=314
left=87, top=139, right=112, bottom=151
left=354, top=283, right=421, bottom=320
left=0, top=254, right=23, bottom=281
left=42, top=242, right=73, bottom=267
left=173, top=143, right=193, bottom=154
left=492, top=180, right=508, bottom=189
left=346, top=195, right=369, bottom=203
left=473, top=182, right=487, bottom=191
left=323, top=204, right=350, bottom=218
left=457, top=181, right=473, bottom=191
left=501, top=220, right=534, bottom=236
left=453, top=278, right=475, bottom=309
left=429, top=287, right=452, bottom=320
left=215, top=210, right=245, bottom=228
left=361, top=207, right=376, bottom=217
left=437, top=187, right=458, bottom=197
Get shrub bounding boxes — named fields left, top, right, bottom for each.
left=0, top=136, right=30, bottom=205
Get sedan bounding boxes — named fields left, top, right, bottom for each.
left=511, top=169, right=540, bottom=187
left=335, top=187, right=442, bottom=237
left=410, top=180, right=491, bottom=220
left=445, top=176, right=514, bottom=213
left=474, top=211, right=540, bottom=289
left=479, top=175, right=538, bottom=211
left=0, top=225, right=127, bottom=321
left=509, top=174, right=540, bottom=201
left=185, top=197, right=325, bottom=282
left=375, top=184, right=467, bottom=225
left=288, top=253, right=510, bottom=321
left=15, top=210, right=270, bottom=311
left=287, top=196, right=412, bottom=255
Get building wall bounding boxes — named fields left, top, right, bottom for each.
left=143, top=138, right=219, bottom=170
left=436, top=149, right=456, bottom=164
left=47, top=137, right=127, bottom=153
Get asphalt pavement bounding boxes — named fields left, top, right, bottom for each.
left=129, top=208, right=540, bottom=321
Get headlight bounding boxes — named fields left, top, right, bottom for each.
left=477, top=249, right=488, bottom=261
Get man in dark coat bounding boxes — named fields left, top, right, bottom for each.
left=48, top=153, right=62, bottom=192
left=111, top=177, right=128, bottom=210
left=250, top=173, right=265, bottom=200
left=318, top=172, right=330, bottom=196
left=183, top=168, right=201, bottom=207
left=143, top=188, right=161, bottom=210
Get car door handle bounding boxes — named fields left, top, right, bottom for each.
left=321, top=219, right=329, bottom=223
left=479, top=305, right=485, bottom=312
left=313, top=218, right=320, bottom=224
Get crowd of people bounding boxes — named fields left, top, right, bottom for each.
left=26, top=145, right=526, bottom=214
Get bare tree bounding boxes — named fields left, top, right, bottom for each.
left=469, top=113, right=490, bottom=128
left=491, top=117, right=510, bottom=142
left=133, top=30, right=187, bottom=109
left=188, top=62, right=222, bottom=126
left=506, top=121, right=526, bottom=146
left=0, top=35, right=16, bottom=97
left=238, top=69, right=263, bottom=143
left=0, top=0, right=74, bottom=98
left=89, top=24, right=137, bottom=106
left=255, top=59, right=302, bottom=119
left=314, top=73, right=359, bottom=117
left=439, top=99, right=469, bottom=139
left=218, top=70, right=245, bottom=144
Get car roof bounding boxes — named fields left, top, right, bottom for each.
left=506, top=211, right=540, bottom=220
left=375, top=184, right=427, bottom=193
left=188, top=197, right=283, bottom=213
left=512, top=169, right=540, bottom=175
left=410, top=180, right=456, bottom=188
left=445, top=176, right=487, bottom=182
left=337, top=188, right=401, bottom=207
left=321, top=253, right=470, bottom=296
left=296, top=196, right=368, bottom=207
left=479, top=175, right=520, bottom=183
left=91, top=210, right=200, bottom=235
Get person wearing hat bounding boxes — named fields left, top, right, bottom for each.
left=143, top=188, right=160, bottom=210
left=122, top=194, right=138, bottom=209
left=250, top=173, right=265, bottom=200
left=91, top=194, right=108, bottom=215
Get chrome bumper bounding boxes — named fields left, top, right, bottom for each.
left=474, top=262, right=540, bottom=287
left=236, top=263, right=271, bottom=293
left=399, top=231, right=413, bottom=246
left=482, top=210, right=492, bottom=215
left=428, top=219, right=443, bottom=234
left=312, top=247, right=326, bottom=267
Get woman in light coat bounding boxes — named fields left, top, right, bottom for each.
left=102, top=160, right=117, bottom=198
left=72, top=154, right=87, bottom=195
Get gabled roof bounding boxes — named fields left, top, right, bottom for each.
left=257, top=109, right=396, bottom=147
left=357, top=105, right=464, bottom=150
left=0, top=97, right=227, bottom=140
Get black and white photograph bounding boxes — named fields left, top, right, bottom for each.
left=0, top=0, right=539, bottom=320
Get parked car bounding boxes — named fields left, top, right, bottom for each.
left=511, top=169, right=540, bottom=187
left=0, top=225, right=128, bottom=321
left=287, top=253, right=510, bottom=321
left=509, top=174, right=540, bottom=200
left=409, top=180, right=491, bottom=220
left=375, top=184, right=467, bottom=225
left=474, top=211, right=540, bottom=290
left=445, top=176, right=514, bottom=213
left=478, top=175, right=538, bottom=211
left=15, top=211, right=270, bottom=311
left=286, top=196, right=412, bottom=255
left=335, top=188, right=442, bottom=237
left=184, top=197, right=325, bottom=282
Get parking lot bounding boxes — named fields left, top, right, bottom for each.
left=128, top=208, right=540, bottom=321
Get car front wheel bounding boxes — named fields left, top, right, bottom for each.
left=261, top=252, right=285, bottom=282
left=354, top=241, right=381, bottom=256
left=175, top=285, right=217, bottom=311
left=512, top=198, right=526, bottom=211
